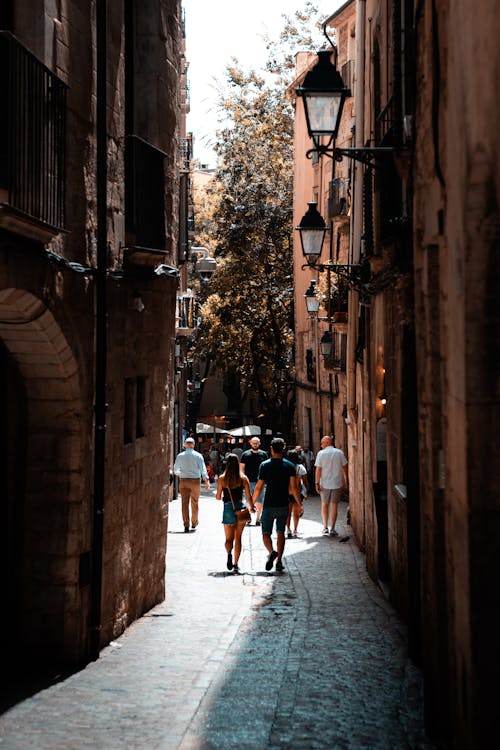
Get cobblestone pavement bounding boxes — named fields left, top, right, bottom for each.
left=0, top=490, right=433, bottom=749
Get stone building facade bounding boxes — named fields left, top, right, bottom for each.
left=412, top=2, right=500, bottom=747
left=292, top=2, right=499, bottom=748
left=290, top=0, right=356, bottom=460
left=0, top=0, right=182, bottom=679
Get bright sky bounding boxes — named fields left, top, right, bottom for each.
left=182, top=0, right=344, bottom=167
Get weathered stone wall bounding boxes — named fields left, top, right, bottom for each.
left=103, top=280, right=176, bottom=641
left=413, top=1, right=500, bottom=746
left=1, top=0, right=181, bottom=668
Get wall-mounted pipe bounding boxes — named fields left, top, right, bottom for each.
left=89, top=0, right=107, bottom=662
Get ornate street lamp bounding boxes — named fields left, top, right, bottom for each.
left=296, top=49, right=350, bottom=153
left=296, top=202, right=328, bottom=265
left=320, top=330, right=333, bottom=357
left=296, top=46, right=392, bottom=166
left=297, top=201, right=371, bottom=291
left=304, top=279, right=320, bottom=316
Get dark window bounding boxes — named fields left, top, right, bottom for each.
left=124, top=378, right=135, bottom=444
left=136, top=376, right=146, bottom=438
left=0, top=1, right=13, bottom=30
left=125, top=376, right=147, bottom=443
left=125, top=135, right=166, bottom=251
left=178, top=172, right=189, bottom=263
left=306, top=349, right=316, bottom=383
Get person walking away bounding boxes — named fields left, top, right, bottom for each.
left=252, top=437, right=301, bottom=573
left=240, top=436, right=268, bottom=525
left=295, top=445, right=307, bottom=467
left=209, top=445, right=221, bottom=478
left=314, top=435, right=348, bottom=537
left=215, top=454, right=255, bottom=573
left=301, top=445, right=315, bottom=490
left=285, top=449, right=307, bottom=538
left=174, top=437, right=210, bottom=532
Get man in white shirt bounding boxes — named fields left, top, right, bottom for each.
left=314, top=435, right=348, bottom=537
left=174, top=437, right=210, bottom=532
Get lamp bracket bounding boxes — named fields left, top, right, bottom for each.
left=301, top=260, right=373, bottom=295
left=306, top=145, right=393, bottom=168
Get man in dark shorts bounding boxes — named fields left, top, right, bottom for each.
left=240, top=436, right=268, bottom=525
left=252, top=437, right=301, bottom=572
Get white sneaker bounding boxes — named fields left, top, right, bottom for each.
left=322, top=527, right=329, bottom=535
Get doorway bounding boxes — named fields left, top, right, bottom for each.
left=0, top=340, right=27, bottom=681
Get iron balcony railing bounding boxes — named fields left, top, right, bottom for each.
left=328, top=178, right=350, bottom=218
left=375, top=96, right=395, bottom=145
left=176, top=293, right=198, bottom=332
left=324, top=331, right=347, bottom=372
left=341, top=59, right=355, bottom=91
left=179, top=137, right=191, bottom=171
left=0, top=31, right=67, bottom=230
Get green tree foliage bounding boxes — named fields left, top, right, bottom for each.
left=193, top=3, right=326, bottom=420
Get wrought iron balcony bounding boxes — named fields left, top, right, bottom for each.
left=175, top=292, right=199, bottom=335
left=375, top=96, right=395, bottom=146
left=328, top=178, right=349, bottom=218
left=324, top=331, right=347, bottom=372
left=0, top=31, right=67, bottom=241
left=179, top=137, right=191, bottom=172
left=341, top=59, right=355, bottom=91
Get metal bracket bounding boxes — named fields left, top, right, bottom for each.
left=306, top=145, right=393, bottom=168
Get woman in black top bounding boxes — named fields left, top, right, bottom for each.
left=216, top=454, right=254, bottom=573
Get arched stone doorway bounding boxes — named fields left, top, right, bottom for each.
left=0, top=289, right=88, bottom=676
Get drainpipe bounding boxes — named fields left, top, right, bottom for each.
left=89, top=0, right=107, bottom=661
left=347, top=0, right=366, bottom=418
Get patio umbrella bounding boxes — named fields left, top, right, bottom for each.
left=228, top=425, right=261, bottom=437
left=196, top=422, right=230, bottom=435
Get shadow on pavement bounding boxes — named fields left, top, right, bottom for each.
left=175, top=495, right=432, bottom=749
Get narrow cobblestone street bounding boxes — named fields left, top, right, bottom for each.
left=0, top=490, right=433, bottom=749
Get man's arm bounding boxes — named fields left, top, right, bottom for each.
left=315, top=465, right=322, bottom=492
left=173, top=454, right=182, bottom=475
left=252, top=478, right=264, bottom=502
left=199, top=454, right=210, bottom=488
left=243, top=477, right=256, bottom=511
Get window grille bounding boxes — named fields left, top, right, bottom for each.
left=0, top=31, right=67, bottom=230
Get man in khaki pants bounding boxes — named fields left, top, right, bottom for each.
left=174, top=437, right=210, bottom=532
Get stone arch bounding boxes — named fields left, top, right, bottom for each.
left=0, top=288, right=88, bottom=667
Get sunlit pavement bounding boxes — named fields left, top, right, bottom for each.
left=0, top=488, right=433, bottom=749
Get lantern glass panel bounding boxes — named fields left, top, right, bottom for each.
left=300, top=228, right=327, bottom=260
left=304, top=92, right=343, bottom=136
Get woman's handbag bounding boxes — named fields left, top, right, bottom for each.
left=227, top=487, right=251, bottom=522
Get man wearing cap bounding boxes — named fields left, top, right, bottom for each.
left=174, top=437, right=210, bottom=532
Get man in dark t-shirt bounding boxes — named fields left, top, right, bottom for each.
left=253, top=437, right=301, bottom=573
left=240, top=437, right=268, bottom=525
